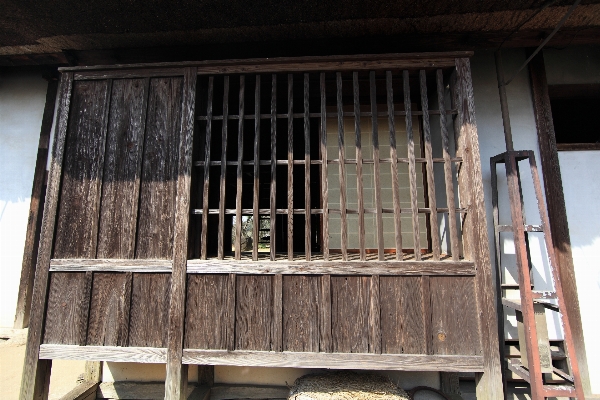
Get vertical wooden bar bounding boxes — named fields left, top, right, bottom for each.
left=166, top=67, right=197, bottom=400
left=14, top=79, right=58, bottom=329
left=235, top=76, right=245, bottom=260
left=436, top=69, right=460, bottom=260
left=403, top=70, right=422, bottom=260
left=421, top=275, right=432, bottom=355
left=370, top=71, right=384, bottom=261
left=320, top=73, right=329, bottom=261
left=454, top=58, right=503, bottom=400
left=218, top=76, right=230, bottom=260
left=386, top=71, right=403, bottom=260
left=304, top=73, right=311, bottom=260
left=200, top=77, right=214, bottom=260
left=419, top=71, right=440, bottom=260
left=369, top=275, right=381, bottom=354
left=253, top=75, right=261, bottom=261
left=20, top=72, right=73, bottom=400
left=270, top=75, right=277, bottom=261
left=226, top=273, right=236, bottom=351
left=272, top=274, right=283, bottom=352
left=353, top=72, right=366, bottom=261
left=336, top=73, right=348, bottom=260
left=319, top=274, right=332, bottom=352
left=287, top=74, right=294, bottom=260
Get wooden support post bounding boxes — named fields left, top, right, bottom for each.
left=453, top=58, right=504, bottom=400
left=14, top=77, right=58, bottom=329
left=165, top=67, right=197, bottom=400
left=20, top=72, right=73, bottom=400
left=528, top=51, right=591, bottom=396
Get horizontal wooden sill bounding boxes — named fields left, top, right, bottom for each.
left=556, top=143, right=600, bottom=151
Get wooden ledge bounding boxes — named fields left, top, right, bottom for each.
left=39, top=344, right=167, bottom=363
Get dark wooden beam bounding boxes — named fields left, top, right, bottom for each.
left=528, top=50, right=591, bottom=396
left=14, top=77, right=58, bottom=329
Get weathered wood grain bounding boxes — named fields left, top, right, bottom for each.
left=14, top=78, right=58, bottom=329
left=380, top=276, right=427, bottom=354
left=370, top=72, right=385, bottom=261
left=166, top=67, right=197, bottom=400
left=252, top=75, right=261, bottom=261
left=430, top=276, right=480, bottom=356
left=386, top=71, right=402, bottom=260
left=436, top=69, right=460, bottom=260
left=319, top=73, right=329, bottom=260
left=53, top=79, right=110, bottom=258
left=331, top=276, right=370, bottom=353
left=403, top=70, right=421, bottom=260
left=282, top=276, right=319, bottom=352
left=369, top=275, right=381, bottom=354
left=353, top=72, right=366, bottom=260
left=235, top=275, right=272, bottom=351
left=50, top=258, right=172, bottom=272
left=86, top=272, right=132, bottom=346
left=39, top=344, right=167, bottom=363
left=65, top=52, right=470, bottom=77
left=187, top=259, right=475, bottom=275
left=97, top=78, right=149, bottom=259
left=454, top=57, right=503, bottom=399
left=235, top=76, right=245, bottom=260
left=182, top=350, right=484, bottom=372
left=303, top=73, right=311, bottom=261
left=288, top=74, right=294, bottom=260
left=270, top=74, right=277, bottom=261
left=43, top=272, right=92, bottom=345
left=200, top=77, right=214, bottom=260
left=419, top=70, right=440, bottom=260
left=217, top=75, right=230, bottom=260
left=319, top=275, right=332, bottom=352
left=136, top=77, right=183, bottom=259
left=128, top=273, right=170, bottom=347
left=59, top=380, right=98, bottom=400
left=336, top=73, right=348, bottom=260
left=20, top=72, right=73, bottom=400
left=184, top=275, right=232, bottom=349
left=272, top=274, right=283, bottom=352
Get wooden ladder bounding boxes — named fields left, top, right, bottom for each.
left=490, top=150, right=584, bottom=400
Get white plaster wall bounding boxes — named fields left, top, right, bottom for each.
left=0, top=71, right=47, bottom=328
left=469, top=50, right=561, bottom=340
left=558, top=151, right=600, bottom=394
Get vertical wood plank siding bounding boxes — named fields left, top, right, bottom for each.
left=23, top=55, right=504, bottom=400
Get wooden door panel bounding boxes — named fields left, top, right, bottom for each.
left=128, top=273, right=171, bottom=347
left=282, top=275, right=320, bottom=352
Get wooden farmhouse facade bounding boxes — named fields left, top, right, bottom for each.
left=1, top=2, right=599, bottom=400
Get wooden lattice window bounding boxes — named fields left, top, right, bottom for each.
left=190, top=70, right=463, bottom=262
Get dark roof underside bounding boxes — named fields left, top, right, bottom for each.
left=1, top=0, right=600, bottom=66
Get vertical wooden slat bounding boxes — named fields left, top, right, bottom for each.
left=336, top=73, right=348, bottom=260
left=320, top=73, right=329, bottom=261
left=420, top=71, right=440, bottom=260
left=97, top=78, right=149, bottom=259
left=422, top=275, right=432, bottom=355
left=200, top=77, right=214, bottom=260
left=403, top=70, right=422, bottom=260
left=287, top=74, right=294, bottom=260
left=370, top=71, right=384, bottom=261
left=270, top=74, right=277, bottom=261
left=319, top=275, right=332, bottom=352
left=454, top=57, right=503, bottom=400
left=304, top=73, right=311, bottom=260
left=386, top=71, right=403, bottom=260
left=272, top=274, right=283, bottom=351
left=353, top=72, right=366, bottom=261
left=369, top=275, right=381, bottom=354
left=218, top=76, right=230, bottom=260
left=253, top=75, right=261, bottom=261
left=235, top=76, right=245, bottom=260
left=436, top=69, right=460, bottom=260
left=166, top=67, right=197, bottom=400
left=20, top=72, right=73, bottom=400
left=227, top=273, right=236, bottom=351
